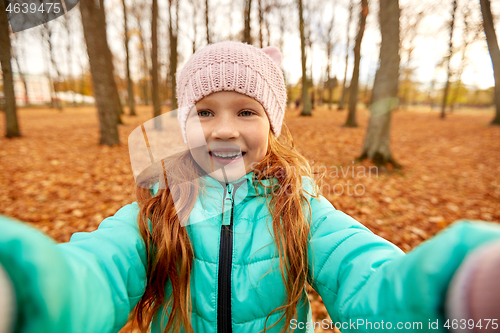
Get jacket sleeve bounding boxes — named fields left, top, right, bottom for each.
left=0, top=202, right=147, bottom=333
left=307, top=195, right=500, bottom=332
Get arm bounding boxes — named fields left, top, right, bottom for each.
left=0, top=203, right=147, bottom=333
left=307, top=195, right=500, bottom=332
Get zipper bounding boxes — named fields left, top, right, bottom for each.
left=217, top=182, right=234, bottom=333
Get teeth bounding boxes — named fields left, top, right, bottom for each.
left=212, top=151, right=243, bottom=159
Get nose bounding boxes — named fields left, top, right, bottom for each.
left=211, top=114, right=239, bottom=140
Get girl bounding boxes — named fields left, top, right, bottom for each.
left=1, top=41, right=500, bottom=333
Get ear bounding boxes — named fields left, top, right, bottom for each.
left=261, top=46, right=282, bottom=67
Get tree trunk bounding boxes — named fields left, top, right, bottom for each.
left=40, top=28, right=56, bottom=108
left=440, top=0, right=457, bottom=119
left=358, top=0, right=400, bottom=168
left=450, top=6, right=478, bottom=113
left=298, top=0, right=312, bottom=116
left=338, top=0, right=353, bottom=110
left=14, top=56, right=29, bottom=106
left=137, top=20, right=150, bottom=105
left=100, top=0, right=124, bottom=122
left=309, top=41, right=314, bottom=109
left=122, top=0, right=136, bottom=116
left=152, top=0, right=162, bottom=129
left=168, top=0, right=179, bottom=115
left=279, top=9, right=285, bottom=57
left=326, top=58, right=332, bottom=110
left=80, top=0, right=120, bottom=145
left=258, top=0, right=263, bottom=48
left=11, top=35, right=30, bottom=106
left=399, top=9, right=424, bottom=109
left=344, top=0, right=368, bottom=127
left=243, top=0, right=252, bottom=44
left=326, top=16, right=334, bottom=110
left=264, top=7, right=271, bottom=47
left=191, top=0, right=198, bottom=53
left=46, top=25, right=63, bottom=110
left=64, top=16, right=77, bottom=106
left=480, top=0, right=500, bottom=125
left=205, top=0, right=211, bottom=44
left=76, top=12, right=88, bottom=99
left=0, top=0, right=21, bottom=138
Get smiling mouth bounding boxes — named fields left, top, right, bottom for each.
left=209, top=151, right=246, bottom=160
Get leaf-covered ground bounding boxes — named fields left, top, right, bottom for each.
left=1, top=105, right=499, bottom=332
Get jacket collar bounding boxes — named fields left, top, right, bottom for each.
left=148, top=171, right=315, bottom=226
left=148, top=171, right=277, bottom=199
left=199, top=171, right=278, bottom=200
left=184, top=171, right=278, bottom=226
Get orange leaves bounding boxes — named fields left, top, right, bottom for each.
left=284, top=107, right=500, bottom=327
left=0, top=106, right=143, bottom=242
left=0, top=105, right=499, bottom=328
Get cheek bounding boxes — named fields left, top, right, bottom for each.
left=257, top=136, right=268, bottom=157
left=252, top=123, right=269, bottom=158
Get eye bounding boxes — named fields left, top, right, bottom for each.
left=197, top=110, right=213, bottom=117
left=239, top=109, right=255, bottom=117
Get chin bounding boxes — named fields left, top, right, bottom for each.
left=208, top=167, right=248, bottom=183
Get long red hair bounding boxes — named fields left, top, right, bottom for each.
left=133, top=124, right=320, bottom=332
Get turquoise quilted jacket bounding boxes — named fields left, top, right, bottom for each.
left=1, top=171, right=500, bottom=333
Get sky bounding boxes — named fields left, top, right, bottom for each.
left=9, top=0, right=500, bottom=92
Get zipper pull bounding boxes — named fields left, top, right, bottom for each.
left=222, top=183, right=233, bottom=226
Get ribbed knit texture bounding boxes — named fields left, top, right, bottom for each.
left=175, top=41, right=287, bottom=143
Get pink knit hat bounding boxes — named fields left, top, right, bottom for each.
left=175, top=41, right=287, bottom=143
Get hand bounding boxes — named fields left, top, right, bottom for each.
left=0, top=263, right=16, bottom=333
left=446, top=241, right=500, bottom=333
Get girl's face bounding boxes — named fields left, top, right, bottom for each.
left=187, top=91, right=270, bottom=183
